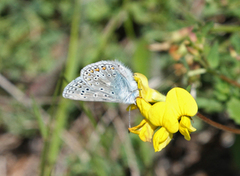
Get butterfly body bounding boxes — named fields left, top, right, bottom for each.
left=62, top=60, right=139, bottom=104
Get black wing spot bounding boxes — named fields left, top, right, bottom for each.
left=111, top=92, right=115, bottom=94
left=100, top=88, right=104, bottom=91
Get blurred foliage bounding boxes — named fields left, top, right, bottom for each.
left=0, top=0, right=240, bottom=175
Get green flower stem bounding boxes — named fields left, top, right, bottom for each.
left=211, top=25, right=240, bottom=33
left=40, top=1, right=81, bottom=175
left=32, top=98, right=48, bottom=140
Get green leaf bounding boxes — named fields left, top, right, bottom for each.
left=207, top=41, right=219, bottom=69
left=196, top=97, right=223, bottom=113
left=227, top=97, right=240, bottom=125
left=133, top=38, right=150, bottom=76
left=230, top=33, right=240, bottom=53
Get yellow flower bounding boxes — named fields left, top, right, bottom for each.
left=179, top=116, right=196, bottom=141
left=165, top=88, right=198, bottom=120
left=129, top=73, right=198, bottom=152
left=128, top=119, right=157, bottom=142
left=136, top=98, right=179, bottom=134
left=134, top=73, right=166, bottom=103
left=153, top=127, right=173, bottom=152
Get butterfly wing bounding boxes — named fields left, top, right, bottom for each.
left=62, top=77, right=123, bottom=102
left=63, top=60, right=138, bottom=104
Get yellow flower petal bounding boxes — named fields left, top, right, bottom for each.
left=166, top=87, right=198, bottom=119
left=179, top=116, right=196, bottom=141
left=134, top=73, right=166, bottom=103
left=148, top=102, right=179, bottom=133
left=153, top=127, right=173, bottom=152
left=128, top=119, right=157, bottom=142
left=136, top=97, right=152, bottom=119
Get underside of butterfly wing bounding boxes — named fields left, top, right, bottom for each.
left=62, top=77, right=123, bottom=102
left=62, top=60, right=139, bottom=104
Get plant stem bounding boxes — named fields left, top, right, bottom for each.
left=197, top=112, right=240, bottom=134
left=40, top=0, right=81, bottom=175
left=211, top=25, right=240, bottom=33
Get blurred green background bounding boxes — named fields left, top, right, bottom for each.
left=0, top=0, right=240, bottom=175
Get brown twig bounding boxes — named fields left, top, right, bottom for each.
left=207, top=69, right=240, bottom=89
left=197, top=112, right=240, bottom=134
left=218, top=74, right=240, bottom=89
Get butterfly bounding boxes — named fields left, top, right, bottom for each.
left=62, top=60, right=139, bottom=104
